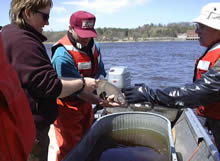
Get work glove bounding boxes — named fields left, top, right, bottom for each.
left=123, top=83, right=157, bottom=104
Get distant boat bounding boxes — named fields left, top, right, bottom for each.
left=186, top=30, right=199, bottom=40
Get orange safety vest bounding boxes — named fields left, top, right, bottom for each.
left=0, top=34, right=36, bottom=161
left=53, top=34, right=101, bottom=109
left=195, top=43, right=220, bottom=120
left=54, top=34, right=100, bottom=77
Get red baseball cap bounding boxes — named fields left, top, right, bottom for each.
left=70, top=11, right=97, bottom=38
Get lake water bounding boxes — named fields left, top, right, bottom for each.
left=91, top=128, right=169, bottom=161
left=46, top=40, right=205, bottom=89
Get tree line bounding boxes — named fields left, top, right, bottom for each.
left=43, top=22, right=195, bottom=43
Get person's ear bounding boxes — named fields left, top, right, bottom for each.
left=69, top=25, right=73, bottom=31
left=22, top=8, right=31, bottom=20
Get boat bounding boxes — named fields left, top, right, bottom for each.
left=61, top=66, right=220, bottom=161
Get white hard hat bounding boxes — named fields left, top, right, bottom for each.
left=193, top=2, right=220, bottom=30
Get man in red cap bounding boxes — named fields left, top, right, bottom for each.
left=51, top=10, right=120, bottom=161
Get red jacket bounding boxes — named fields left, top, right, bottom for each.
left=0, top=34, right=35, bottom=161
left=195, top=44, right=220, bottom=119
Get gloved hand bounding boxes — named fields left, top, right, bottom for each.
left=123, top=83, right=156, bottom=104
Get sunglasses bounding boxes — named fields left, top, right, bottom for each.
left=36, top=10, right=49, bottom=21
left=194, top=23, right=206, bottom=32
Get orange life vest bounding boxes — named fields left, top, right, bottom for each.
left=0, top=34, right=36, bottom=161
left=195, top=43, right=220, bottom=120
left=54, top=34, right=100, bottom=77
left=53, top=35, right=101, bottom=108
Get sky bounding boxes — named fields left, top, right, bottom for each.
left=0, top=0, right=217, bottom=31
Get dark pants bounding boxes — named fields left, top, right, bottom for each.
left=28, top=124, right=50, bottom=161
left=206, top=118, right=220, bottom=152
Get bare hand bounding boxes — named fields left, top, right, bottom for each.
left=99, top=94, right=121, bottom=107
left=84, top=78, right=99, bottom=92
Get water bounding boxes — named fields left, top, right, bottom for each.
left=84, top=129, right=169, bottom=161
left=46, top=40, right=205, bottom=89
left=111, top=129, right=169, bottom=155
left=99, top=146, right=167, bottom=161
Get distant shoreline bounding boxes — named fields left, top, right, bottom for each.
left=44, top=38, right=196, bottom=45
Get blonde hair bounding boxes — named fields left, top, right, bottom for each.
left=9, top=0, right=53, bottom=27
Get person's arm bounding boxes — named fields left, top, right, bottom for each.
left=52, top=46, right=98, bottom=98
left=59, top=77, right=98, bottom=98
left=124, top=59, right=220, bottom=108
left=52, top=45, right=119, bottom=106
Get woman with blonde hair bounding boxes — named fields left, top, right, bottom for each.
left=1, top=0, right=98, bottom=160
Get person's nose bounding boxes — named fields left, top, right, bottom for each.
left=45, top=20, right=49, bottom=25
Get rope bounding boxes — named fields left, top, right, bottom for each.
left=187, top=142, right=202, bottom=161
left=172, top=128, right=176, bottom=144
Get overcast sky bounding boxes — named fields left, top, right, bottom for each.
left=1, top=0, right=217, bottom=31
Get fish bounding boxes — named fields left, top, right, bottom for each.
left=96, top=79, right=127, bottom=106
left=96, top=80, right=179, bottom=122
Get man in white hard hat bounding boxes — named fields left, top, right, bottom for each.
left=124, top=2, right=220, bottom=151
